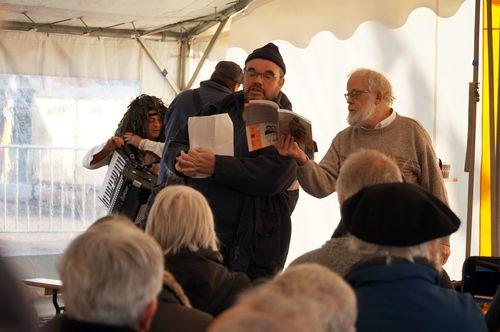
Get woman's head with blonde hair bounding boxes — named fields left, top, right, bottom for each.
left=146, top=185, right=218, bottom=255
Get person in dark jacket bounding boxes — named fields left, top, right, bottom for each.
left=166, top=43, right=297, bottom=280
left=149, top=271, right=214, bottom=332
left=41, top=216, right=164, bottom=332
left=157, top=61, right=243, bottom=186
left=342, top=182, right=488, bottom=332
left=0, top=256, right=37, bottom=332
left=146, top=185, right=251, bottom=316
left=486, top=285, right=500, bottom=332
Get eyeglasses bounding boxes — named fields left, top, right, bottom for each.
left=344, top=89, right=370, bottom=101
left=244, top=69, right=281, bottom=82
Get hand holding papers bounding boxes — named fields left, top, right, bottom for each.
left=177, top=113, right=233, bottom=178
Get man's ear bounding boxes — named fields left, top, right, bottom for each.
left=278, top=77, right=285, bottom=90
left=375, top=91, right=383, bottom=104
left=138, top=298, right=158, bottom=332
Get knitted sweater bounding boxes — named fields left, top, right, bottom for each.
left=298, top=113, right=448, bottom=205
left=289, top=236, right=364, bottom=276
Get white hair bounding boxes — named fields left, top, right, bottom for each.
left=349, top=68, right=395, bottom=104
left=336, top=149, right=402, bottom=202
left=240, top=264, right=357, bottom=332
left=348, top=236, right=442, bottom=271
left=146, top=185, right=218, bottom=255
left=60, top=216, right=164, bottom=328
left=218, top=290, right=325, bottom=332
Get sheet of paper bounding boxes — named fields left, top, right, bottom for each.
left=188, top=113, right=234, bottom=178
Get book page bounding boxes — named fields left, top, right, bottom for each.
left=278, top=109, right=314, bottom=151
left=244, top=100, right=279, bottom=152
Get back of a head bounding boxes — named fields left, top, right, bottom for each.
left=60, top=217, right=164, bottom=328
left=211, top=291, right=324, bottom=332
left=208, top=308, right=286, bottom=332
left=272, top=264, right=357, bottom=332
left=211, top=61, right=243, bottom=88
left=336, top=148, right=402, bottom=203
left=146, top=185, right=218, bottom=255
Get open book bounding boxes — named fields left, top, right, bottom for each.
left=244, top=99, right=314, bottom=153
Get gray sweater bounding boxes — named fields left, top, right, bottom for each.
left=298, top=113, right=448, bottom=204
left=289, top=237, right=364, bottom=276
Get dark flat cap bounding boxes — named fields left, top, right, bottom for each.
left=211, top=61, right=243, bottom=84
left=341, top=183, right=460, bottom=246
left=245, top=43, right=286, bottom=74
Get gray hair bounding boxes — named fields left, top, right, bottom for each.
left=337, top=149, right=402, bottom=203
left=60, top=216, right=164, bottom=328
left=349, top=68, right=395, bottom=104
left=271, top=264, right=357, bottom=332
left=348, top=236, right=442, bottom=271
left=217, top=290, right=325, bottom=332
left=146, top=185, right=218, bottom=255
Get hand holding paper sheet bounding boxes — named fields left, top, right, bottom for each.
left=186, top=113, right=234, bottom=178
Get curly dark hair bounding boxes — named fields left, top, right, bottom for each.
left=114, top=94, right=168, bottom=141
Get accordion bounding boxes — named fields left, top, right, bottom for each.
left=98, top=149, right=157, bottom=223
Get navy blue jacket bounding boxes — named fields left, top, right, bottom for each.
left=158, top=80, right=234, bottom=185
left=346, top=259, right=488, bottom=332
left=166, top=91, right=297, bottom=280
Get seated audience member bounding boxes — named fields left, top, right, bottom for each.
left=343, top=183, right=488, bottom=332
left=83, top=94, right=167, bottom=174
left=86, top=216, right=214, bottom=332
left=146, top=185, right=251, bottom=316
left=486, top=286, right=500, bottom=332
left=210, top=263, right=356, bottom=332
left=268, top=264, right=356, bottom=332
left=290, top=148, right=401, bottom=275
left=208, top=292, right=323, bottom=332
left=0, top=256, right=37, bottom=332
left=149, top=270, right=214, bottom=332
left=41, top=216, right=164, bottom=332
left=209, top=264, right=356, bottom=332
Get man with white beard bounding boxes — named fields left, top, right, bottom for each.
left=276, top=68, right=451, bottom=262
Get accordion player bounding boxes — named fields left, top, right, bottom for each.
left=98, top=149, right=157, bottom=224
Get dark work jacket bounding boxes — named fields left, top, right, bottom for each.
left=346, top=258, right=489, bottom=332
left=165, top=248, right=251, bottom=316
left=150, top=283, right=214, bottom=332
left=486, top=286, right=500, bottom=332
left=166, top=91, right=297, bottom=280
left=158, top=80, right=234, bottom=186
left=40, top=315, right=136, bottom=332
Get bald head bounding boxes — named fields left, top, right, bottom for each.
left=336, top=148, right=402, bottom=203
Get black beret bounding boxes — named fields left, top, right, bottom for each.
left=245, top=43, right=286, bottom=75
left=341, top=182, right=460, bottom=246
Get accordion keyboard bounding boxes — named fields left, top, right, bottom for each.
left=99, top=151, right=128, bottom=208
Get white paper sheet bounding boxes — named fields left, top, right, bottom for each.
left=188, top=113, right=234, bottom=178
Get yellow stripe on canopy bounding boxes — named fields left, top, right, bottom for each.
left=480, top=0, right=500, bottom=255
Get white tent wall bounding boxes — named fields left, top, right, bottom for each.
left=189, top=0, right=479, bottom=279
left=0, top=30, right=179, bottom=102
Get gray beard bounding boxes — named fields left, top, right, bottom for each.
left=347, top=103, right=377, bottom=128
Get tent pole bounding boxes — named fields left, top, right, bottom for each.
left=186, top=18, right=228, bottom=90
left=495, top=10, right=500, bottom=257
left=136, top=38, right=180, bottom=95
left=485, top=0, right=498, bottom=256
left=178, top=38, right=191, bottom=91
left=465, top=0, right=482, bottom=258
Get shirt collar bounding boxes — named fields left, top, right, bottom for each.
left=373, top=109, right=396, bottom=129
